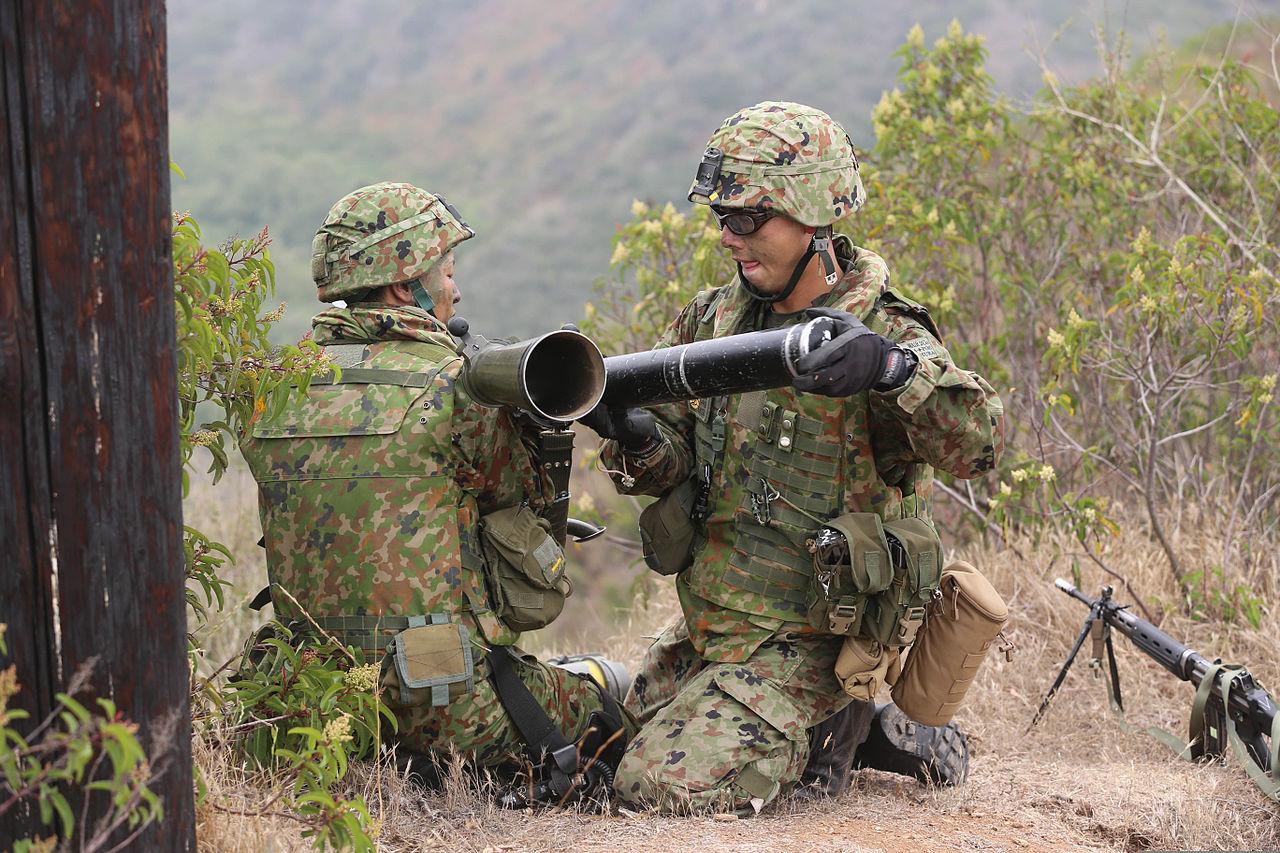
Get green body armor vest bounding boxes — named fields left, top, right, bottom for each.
left=240, top=340, right=515, bottom=650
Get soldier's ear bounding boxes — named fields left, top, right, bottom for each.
left=385, top=281, right=414, bottom=306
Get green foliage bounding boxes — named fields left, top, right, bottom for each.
left=173, top=202, right=386, bottom=849
left=860, top=20, right=1280, bottom=621
left=0, top=626, right=163, bottom=850
left=580, top=201, right=728, bottom=354
left=198, top=626, right=391, bottom=851
left=172, top=207, right=328, bottom=490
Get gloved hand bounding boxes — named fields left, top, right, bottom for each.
left=793, top=307, right=916, bottom=397
left=578, top=402, right=660, bottom=452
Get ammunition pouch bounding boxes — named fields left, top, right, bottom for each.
left=805, top=514, right=943, bottom=647
left=388, top=615, right=477, bottom=706
left=479, top=505, right=571, bottom=632
left=637, top=479, right=699, bottom=576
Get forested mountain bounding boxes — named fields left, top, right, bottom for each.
left=169, top=0, right=1256, bottom=341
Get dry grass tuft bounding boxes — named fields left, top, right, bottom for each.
left=187, top=462, right=1279, bottom=851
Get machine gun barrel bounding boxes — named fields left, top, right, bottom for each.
left=600, top=316, right=839, bottom=407
left=1054, top=578, right=1277, bottom=733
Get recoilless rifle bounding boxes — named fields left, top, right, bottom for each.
left=1031, top=579, right=1280, bottom=803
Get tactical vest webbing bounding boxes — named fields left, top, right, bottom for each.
left=683, top=280, right=940, bottom=630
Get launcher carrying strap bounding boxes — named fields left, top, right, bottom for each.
left=486, top=646, right=580, bottom=799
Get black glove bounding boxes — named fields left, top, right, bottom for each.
left=793, top=307, right=916, bottom=397
left=578, top=402, right=660, bottom=452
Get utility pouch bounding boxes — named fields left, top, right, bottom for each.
left=834, top=634, right=902, bottom=701
left=861, top=517, right=944, bottom=647
left=479, top=505, right=571, bottom=632
left=637, top=479, right=698, bottom=576
left=389, top=616, right=476, bottom=706
left=805, top=512, right=894, bottom=635
left=891, top=560, right=1008, bottom=725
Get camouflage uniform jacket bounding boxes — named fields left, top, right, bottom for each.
left=241, top=305, right=549, bottom=649
left=602, top=240, right=1005, bottom=663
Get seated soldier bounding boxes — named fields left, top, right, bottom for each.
left=239, top=181, right=632, bottom=802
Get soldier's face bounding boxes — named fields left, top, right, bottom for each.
left=719, top=213, right=812, bottom=292
left=431, top=254, right=460, bottom=325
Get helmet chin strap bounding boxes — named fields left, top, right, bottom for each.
left=738, top=225, right=839, bottom=304
left=409, top=278, right=437, bottom=315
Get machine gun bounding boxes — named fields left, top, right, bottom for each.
left=1031, top=579, right=1279, bottom=802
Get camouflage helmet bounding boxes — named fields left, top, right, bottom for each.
left=311, top=182, right=474, bottom=303
left=687, top=101, right=864, bottom=227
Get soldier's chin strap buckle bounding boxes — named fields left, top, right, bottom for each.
left=812, top=227, right=839, bottom=286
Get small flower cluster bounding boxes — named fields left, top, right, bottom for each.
left=343, top=663, right=381, bottom=693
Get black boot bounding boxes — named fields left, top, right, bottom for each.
left=797, top=699, right=876, bottom=798
left=853, top=702, right=969, bottom=786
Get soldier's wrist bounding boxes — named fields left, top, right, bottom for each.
left=874, top=348, right=919, bottom=392
left=622, top=433, right=663, bottom=458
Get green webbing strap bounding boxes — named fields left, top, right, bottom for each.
left=409, top=278, right=436, bottom=313
left=308, top=614, right=414, bottom=656
left=310, top=367, right=433, bottom=387
left=1103, top=657, right=1280, bottom=802
left=1220, top=668, right=1280, bottom=802
left=1189, top=661, right=1227, bottom=759
left=736, top=391, right=767, bottom=434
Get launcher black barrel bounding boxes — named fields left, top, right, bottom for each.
left=601, top=317, right=837, bottom=407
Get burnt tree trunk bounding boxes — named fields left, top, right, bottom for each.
left=0, top=0, right=194, bottom=849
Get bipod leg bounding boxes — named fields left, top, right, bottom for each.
left=1103, top=626, right=1124, bottom=713
left=1029, top=606, right=1099, bottom=731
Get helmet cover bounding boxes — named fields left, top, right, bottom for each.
left=311, top=182, right=473, bottom=303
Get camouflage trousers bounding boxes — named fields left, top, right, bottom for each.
left=382, top=646, right=627, bottom=770
left=613, top=619, right=851, bottom=813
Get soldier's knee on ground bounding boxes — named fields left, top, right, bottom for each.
left=612, top=665, right=809, bottom=814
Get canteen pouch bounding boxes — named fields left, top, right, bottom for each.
left=638, top=479, right=698, bottom=576
left=387, top=617, right=476, bottom=706
left=891, top=560, right=1008, bottom=726
left=805, top=512, right=895, bottom=635
left=861, top=517, right=944, bottom=647
left=834, top=634, right=902, bottom=701
left=479, top=505, right=571, bottom=632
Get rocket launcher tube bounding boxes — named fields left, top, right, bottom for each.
left=601, top=316, right=838, bottom=407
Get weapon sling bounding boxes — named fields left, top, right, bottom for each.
left=486, top=646, right=624, bottom=801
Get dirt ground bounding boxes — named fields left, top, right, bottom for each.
left=189, top=464, right=1280, bottom=852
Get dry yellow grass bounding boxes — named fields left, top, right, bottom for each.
left=186, top=462, right=1280, bottom=852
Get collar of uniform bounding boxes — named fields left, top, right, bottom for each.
left=311, top=304, right=454, bottom=347
left=813, top=242, right=890, bottom=321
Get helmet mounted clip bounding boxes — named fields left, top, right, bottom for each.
left=688, top=147, right=724, bottom=203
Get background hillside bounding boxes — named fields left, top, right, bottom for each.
left=168, top=0, right=1261, bottom=342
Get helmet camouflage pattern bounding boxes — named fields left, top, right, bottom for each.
left=311, top=182, right=474, bottom=303
left=688, top=101, right=865, bottom=227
